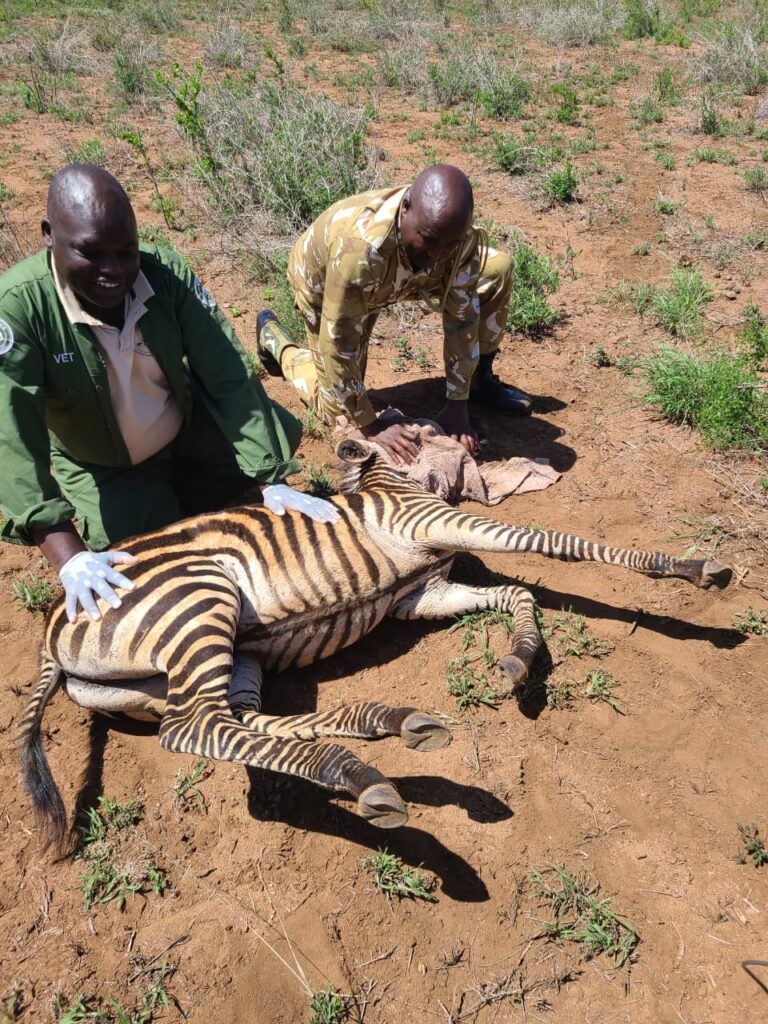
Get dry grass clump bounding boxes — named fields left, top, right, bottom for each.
left=204, top=15, right=251, bottom=69
left=690, top=24, right=768, bottom=95
left=518, top=0, right=623, bottom=47
left=17, top=16, right=89, bottom=77
left=164, top=68, right=377, bottom=265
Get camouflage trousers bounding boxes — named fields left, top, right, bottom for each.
left=264, top=248, right=513, bottom=426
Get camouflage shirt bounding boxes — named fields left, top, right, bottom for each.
left=288, top=186, right=488, bottom=426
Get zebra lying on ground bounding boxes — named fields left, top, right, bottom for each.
left=20, top=439, right=731, bottom=849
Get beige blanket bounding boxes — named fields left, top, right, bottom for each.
left=334, top=411, right=561, bottom=506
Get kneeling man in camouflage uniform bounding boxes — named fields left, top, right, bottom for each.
left=256, top=164, right=530, bottom=466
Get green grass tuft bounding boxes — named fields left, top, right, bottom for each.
left=541, top=163, right=579, bottom=204
left=308, top=987, right=346, bottom=1024
left=362, top=849, right=437, bottom=902
left=650, top=265, right=712, bottom=337
left=643, top=346, right=768, bottom=451
left=506, top=241, right=560, bottom=335
left=530, top=863, right=639, bottom=966
left=11, top=575, right=53, bottom=614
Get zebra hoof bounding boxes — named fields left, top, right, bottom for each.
left=498, top=655, right=528, bottom=686
left=357, top=783, right=408, bottom=829
left=401, top=712, right=451, bottom=752
left=700, top=560, right=732, bottom=590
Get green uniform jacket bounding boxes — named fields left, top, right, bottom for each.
left=0, top=245, right=302, bottom=544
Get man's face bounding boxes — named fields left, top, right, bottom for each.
left=399, top=192, right=470, bottom=272
left=42, top=202, right=140, bottom=314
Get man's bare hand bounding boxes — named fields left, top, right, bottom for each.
left=434, top=402, right=479, bottom=455
left=361, top=421, right=420, bottom=465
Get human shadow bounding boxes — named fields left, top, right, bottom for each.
left=369, top=376, right=576, bottom=473
left=245, top=767, right=491, bottom=902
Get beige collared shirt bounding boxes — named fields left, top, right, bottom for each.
left=52, top=261, right=184, bottom=465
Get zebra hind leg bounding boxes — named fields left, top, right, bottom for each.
left=160, top=670, right=410, bottom=829
left=239, top=698, right=450, bottom=751
left=392, top=579, right=542, bottom=688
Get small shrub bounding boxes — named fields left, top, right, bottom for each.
left=654, top=196, right=678, bottom=215
left=732, top=606, right=768, bottom=635
left=302, top=406, right=330, bottom=440
left=740, top=305, right=768, bottom=368
left=204, top=16, right=249, bottom=68
left=520, top=0, right=622, bottom=47
left=552, top=81, right=579, bottom=124
left=492, top=134, right=545, bottom=175
left=738, top=823, right=768, bottom=867
left=378, top=45, right=427, bottom=94
left=622, top=0, right=662, bottom=40
left=131, top=0, right=180, bottom=34
left=643, top=346, right=768, bottom=450
left=113, top=39, right=158, bottom=100
left=171, top=759, right=212, bottom=811
left=651, top=265, right=712, bottom=336
left=541, top=163, right=578, bottom=204
left=698, top=88, right=723, bottom=135
left=428, top=47, right=530, bottom=119
left=654, top=66, right=682, bottom=105
left=744, top=165, right=768, bottom=193
left=480, top=74, right=531, bottom=120
left=185, top=73, right=376, bottom=235
left=507, top=241, right=560, bottom=334
left=691, top=25, right=768, bottom=96
left=362, top=849, right=437, bottom=902
left=631, top=95, right=664, bottom=125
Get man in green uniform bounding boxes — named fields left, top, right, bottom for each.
left=0, top=165, right=337, bottom=623
left=256, top=164, right=531, bottom=465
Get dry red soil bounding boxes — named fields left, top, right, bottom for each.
left=0, top=9, right=767, bottom=1024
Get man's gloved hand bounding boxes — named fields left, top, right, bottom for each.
left=262, top=483, right=340, bottom=523
left=59, top=550, right=137, bottom=624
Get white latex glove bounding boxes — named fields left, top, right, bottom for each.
left=59, top=550, right=137, bottom=624
left=262, top=483, right=340, bottom=523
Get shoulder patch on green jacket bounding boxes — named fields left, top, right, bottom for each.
left=0, top=317, right=14, bottom=355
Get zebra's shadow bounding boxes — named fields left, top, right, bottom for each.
left=245, top=767, right=493, bottom=903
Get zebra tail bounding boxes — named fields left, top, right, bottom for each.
left=18, top=652, right=67, bottom=853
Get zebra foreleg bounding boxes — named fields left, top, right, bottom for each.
left=239, top=699, right=450, bottom=751
left=392, top=579, right=542, bottom=686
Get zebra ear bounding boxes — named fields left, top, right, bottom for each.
left=335, top=439, right=375, bottom=465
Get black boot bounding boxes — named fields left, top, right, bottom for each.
left=469, top=352, right=532, bottom=414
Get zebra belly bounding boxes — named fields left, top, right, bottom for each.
left=237, top=592, right=399, bottom=671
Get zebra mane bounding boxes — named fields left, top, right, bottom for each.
left=336, top=439, right=420, bottom=495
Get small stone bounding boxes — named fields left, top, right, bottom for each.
left=724, top=290, right=737, bottom=300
